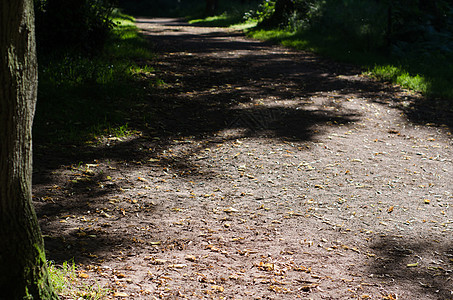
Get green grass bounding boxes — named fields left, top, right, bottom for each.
left=48, top=261, right=110, bottom=299
left=370, top=65, right=429, bottom=93
left=246, top=27, right=453, bottom=102
left=34, top=10, right=159, bottom=145
left=190, top=13, right=257, bottom=28
left=185, top=0, right=452, bottom=100
left=188, top=0, right=260, bottom=28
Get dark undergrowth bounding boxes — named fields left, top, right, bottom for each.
left=187, top=1, right=453, bottom=110
left=34, top=10, right=159, bottom=145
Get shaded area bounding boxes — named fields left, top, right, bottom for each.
left=369, top=236, right=453, bottom=300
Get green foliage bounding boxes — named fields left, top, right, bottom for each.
left=118, top=0, right=205, bottom=17
left=387, top=0, right=453, bottom=57
left=245, top=0, right=453, bottom=100
left=34, top=0, right=115, bottom=53
left=371, top=65, right=429, bottom=93
left=189, top=1, right=261, bottom=27
left=34, top=11, right=159, bottom=144
left=250, top=0, right=387, bottom=49
left=244, top=0, right=276, bottom=24
left=247, top=25, right=453, bottom=100
left=251, top=0, right=453, bottom=55
left=48, top=261, right=109, bottom=299
left=309, top=0, right=387, bottom=51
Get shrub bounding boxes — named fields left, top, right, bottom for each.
left=34, top=0, right=115, bottom=54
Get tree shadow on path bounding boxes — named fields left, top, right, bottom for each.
left=34, top=18, right=428, bottom=267
left=369, top=236, right=453, bottom=300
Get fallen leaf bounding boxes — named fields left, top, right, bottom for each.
left=256, top=262, right=274, bottom=271
left=407, top=262, right=419, bottom=267
left=151, top=259, right=167, bottom=265
left=168, top=264, right=187, bottom=269
left=83, top=169, right=95, bottom=176
left=185, top=255, right=197, bottom=262
left=300, top=285, right=314, bottom=292
left=78, top=272, right=89, bottom=278
left=211, top=285, right=224, bottom=292
left=113, top=292, right=128, bottom=297
left=223, top=207, right=238, bottom=213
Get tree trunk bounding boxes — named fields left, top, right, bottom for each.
left=205, top=0, right=218, bottom=16
left=0, top=1, right=57, bottom=298
left=258, top=0, right=295, bottom=28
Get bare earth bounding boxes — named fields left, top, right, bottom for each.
left=33, top=18, right=453, bottom=299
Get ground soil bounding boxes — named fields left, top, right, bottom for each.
left=33, top=18, right=453, bottom=299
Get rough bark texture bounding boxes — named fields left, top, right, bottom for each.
left=258, top=0, right=295, bottom=28
left=0, top=0, right=57, bottom=299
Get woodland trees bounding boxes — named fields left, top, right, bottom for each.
left=34, top=0, right=114, bottom=52
left=257, top=0, right=453, bottom=55
left=206, top=0, right=219, bottom=16
left=0, top=0, right=57, bottom=298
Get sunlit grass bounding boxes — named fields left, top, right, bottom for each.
left=371, top=65, right=429, bottom=93
left=48, top=261, right=110, bottom=299
left=188, top=1, right=260, bottom=28
left=246, top=27, right=453, bottom=101
left=231, top=20, right=258, bottom=30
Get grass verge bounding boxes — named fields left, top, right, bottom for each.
left=188, top=0, right=259, bottom=28
left=246, top=27, right=453, bottom=103
left=48, top=261, right=109, bottom=299
left=34, top=10, right=159, bottom=145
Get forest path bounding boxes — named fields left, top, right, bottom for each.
left=35, top=18, right=452, bottom=299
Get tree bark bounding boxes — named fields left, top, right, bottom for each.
left=258, top=0, right=295, bottom=28
left=0, top=0, right=57, bottom=298
left=205, top=0, right=218, bottom=16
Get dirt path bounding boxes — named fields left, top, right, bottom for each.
left=34, top=18, right=453, bottom=299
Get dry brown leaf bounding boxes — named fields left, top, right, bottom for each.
left=168, top=264, right=187, bottom=269
left=211, top=285, right=224, bottom=292
left=113, top=292, right=128, bottom=297
left=256, top=262, right=274, bottom=271
left=185, top=255, right=197, bottom=262
left=151, top=259, right=167, bottom=265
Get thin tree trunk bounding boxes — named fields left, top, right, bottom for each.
left=258, top=0, right=295, bottom=28
left=205, top=0, right=218, bottom=16
left=0, top=0, right=57, bottom=298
